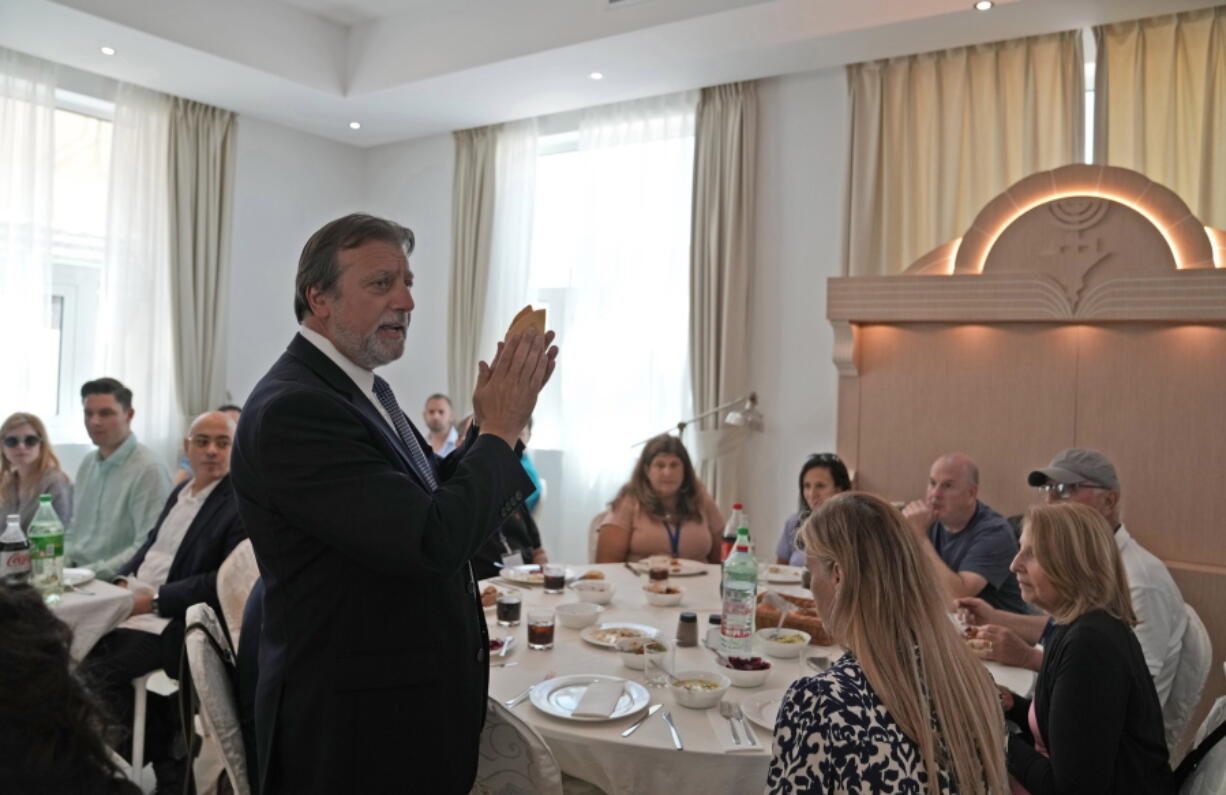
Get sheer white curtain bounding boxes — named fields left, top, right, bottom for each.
left=97, top=84, right=180, bottom=464
left=0, top=48, right=57, bottom=414
left=476, top=118, right=539, bottom=364
left=535, top=92, right=698, bottom=564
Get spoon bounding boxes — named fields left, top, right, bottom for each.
left=806, top=655, right=831, bottom=673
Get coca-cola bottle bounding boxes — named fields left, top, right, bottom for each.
left=720, top=504, right=746, bottom=561
left=1, top=514, right=31, bottom=585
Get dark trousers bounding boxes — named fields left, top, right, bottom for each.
left=82, top=627, right=183, bottom=765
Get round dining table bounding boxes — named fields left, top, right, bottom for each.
left=51, top=578, right=134, bottom=660
left=483, top=562, right=1035, bottom=795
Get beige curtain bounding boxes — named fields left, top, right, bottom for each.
left=447, top=125, right=499, bottom=418
left=167, top=97, right=236, bottom=418
left=1094, top=6, right=1226, bottom=230
left=845, top=31, right=1084, bottom=276
left=689, top=81, right=757, bottom=508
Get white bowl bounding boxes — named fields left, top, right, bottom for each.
left=669, top=669, right=731, bottom=709
left=716, top=656, right=772, bottom=688
left=555, top=601, right=602, bottom=629
left=616, top=636, right=669, bottom=670
left=572, top=580, right=615, bottom=605
left=642, top=584, right=684, bottom=607
left=756, top=628, right=811, bottom=658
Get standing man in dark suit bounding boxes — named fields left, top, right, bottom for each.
left=230, top=214, right=557, bottom=794
left=83, top=409, right=246, bottom=793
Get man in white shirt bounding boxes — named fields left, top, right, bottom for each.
left=82, top=410, right=246, bottom=794
left=422, top=392, right=458, bottom=455
left=960, top=450, right=1187, bottom=708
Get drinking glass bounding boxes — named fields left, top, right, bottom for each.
left=496, top=594, right=521, bottom=626
left=527, top=609, right=556, bottom=650
left=642, top=638, right=674, bottom=688
left=543, top=563, right=566, bottom=594
left=647, top=555, right=670, bottom=582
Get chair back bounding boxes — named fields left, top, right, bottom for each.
left=470, top=698, right=563, bottom=795
left=217, top=539, right=260, bottom=652
left=1180, top=674, right=1226, bottom=795
left=184, top=602, right=251, bottom=795
left=587, top=510, right=608, bottom=564
left=1166, top=603, right=1213, bottom=756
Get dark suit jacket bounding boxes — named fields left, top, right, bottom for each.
left=115, top=475, right=245, bottom=673
left=230, top=333, right=533, bottom=794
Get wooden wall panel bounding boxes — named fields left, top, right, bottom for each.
left=1074, top=324, right=1226, bottom=567
left=1169, top=565, right=1226, bottom=758
left=852, top=323, right=1078, bottom=513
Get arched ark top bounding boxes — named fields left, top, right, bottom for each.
left=950, top=164, right=1218, bottom=274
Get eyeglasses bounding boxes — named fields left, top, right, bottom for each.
left=1038, top=481, right=1109, bottom=500
left=806, top=453, right=842, bottom=464
left=2, top=435, right=40, bottom=449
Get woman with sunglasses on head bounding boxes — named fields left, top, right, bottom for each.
left=775, top=453, right=851, bottom=565
left=1, top=412, right=73, bottom=529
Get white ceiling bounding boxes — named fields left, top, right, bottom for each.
left=0, top=0, right=1217, bottom=147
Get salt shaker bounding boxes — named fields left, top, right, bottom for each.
left=705, top=614, right=722, bottom=649
left=676, top=611, right=698, bottom=647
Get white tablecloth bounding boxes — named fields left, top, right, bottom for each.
left=52, top=578, right=133, bottom=660
left=485, top=563, right=1036, bottom=795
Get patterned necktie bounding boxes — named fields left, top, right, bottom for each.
left=371, top=375, right=439, bottom=492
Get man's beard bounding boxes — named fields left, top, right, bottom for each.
left=332, top=314, right=406, bottom=369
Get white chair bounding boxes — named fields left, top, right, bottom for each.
left=1165, top=603, right=1212, bottom=758
left=1180, top=661, right=1226, bottom=795
left=216, top=539, right=260, bottom=653
left=184, top=602, right=251, bottom=795
left=470, top=698, right=563, bottom=795
left=587, top=510, right=607, bottom=564
left=130, top=669, right=179, bottom=781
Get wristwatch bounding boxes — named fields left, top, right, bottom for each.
left=150, top=591, right=160, bottom=617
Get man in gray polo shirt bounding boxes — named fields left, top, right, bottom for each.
left=904, top=452, right=1028, bottom=614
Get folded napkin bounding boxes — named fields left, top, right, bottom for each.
left=706, top=707, right=766, bottom=753
left=572, top=680, right=625, bottom=718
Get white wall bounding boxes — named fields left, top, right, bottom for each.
left=742, top=68, right=848, bottom=558
left=226, top=115, right=366, bottom=403
left=362, top=133, right=454, bottom=415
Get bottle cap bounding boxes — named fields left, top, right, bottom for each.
left=679, top=612, right=697, bottom=623
left=708, top=614, right=722, bottom=625
left=731, top=503, right=743, bottom=510
left=39, top=494, right=52, bottom=503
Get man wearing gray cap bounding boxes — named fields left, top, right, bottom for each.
left=960, top=449, right=1186, bottom=706
left=1025, top=448, right=1186, bottom=705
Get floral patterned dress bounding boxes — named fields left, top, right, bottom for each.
left=766, top=652, right=958, bottom=794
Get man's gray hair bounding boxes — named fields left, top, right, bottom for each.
left=294, top=213, right=415, bottom=322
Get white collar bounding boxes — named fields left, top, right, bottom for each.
left=1114, top=523, right=1132, bottom=549
left=298, top=324, right=377, bottom=396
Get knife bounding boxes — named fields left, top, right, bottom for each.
left=661, top=710, right=684, bottom=751
left=504, top=670, right=554, bottom=708
left=733, top=703, right=758, bottom=746
left=620, top=703, right=662, bottom=737
left=623, top=562, right=642, bottom=577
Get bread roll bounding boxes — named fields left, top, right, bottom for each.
left=505, top=306, right=546, bottom=339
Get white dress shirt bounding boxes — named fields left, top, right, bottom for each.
left=120, top=478, right=220, bottom=635
left=298, top=325, right=397, bottom=433
left=1117, top=524, right=1187, bottom=705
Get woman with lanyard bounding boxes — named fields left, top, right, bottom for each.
left=595, top=434, right=725, bottom=564
left=470, top=507, right=548, bottom=581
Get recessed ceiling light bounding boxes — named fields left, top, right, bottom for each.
left=349, top=121, right=361, bottom=130
left=974, top=1, right=994, bottom=9
left=100, top=46, right=116, bottom=56
left=589, top=72, right=604, bottom=81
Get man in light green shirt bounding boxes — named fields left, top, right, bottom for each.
left=66, top=377, right=171, bottom=580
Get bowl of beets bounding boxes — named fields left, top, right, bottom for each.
left=718, top=655, right=772, bottom=687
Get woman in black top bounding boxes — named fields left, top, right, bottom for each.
left=470, top=507, right=547, bottom=581
left=1005, top=502, right=1172, bottom=794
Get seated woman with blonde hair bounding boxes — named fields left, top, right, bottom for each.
left=1, top=412, right=73, bottom=529
left=1005, top=502, right=1172, bottom=794
left=768, top=492, right=1008, bottom=794
left=595, top=435, right=723, bottom=564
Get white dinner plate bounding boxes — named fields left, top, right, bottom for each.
left=741, top=688, right=789, bottom=731
left=628, top=558, right=707, bottom=577
left=64, top=567, right=95, bottom=587
left=580, top=622, right=660, bottom=649
left=529, top=674, right=650, bottom=721
left=763, top=565, right=804, bottom=584
left=501, top=564, right=546, bottom=585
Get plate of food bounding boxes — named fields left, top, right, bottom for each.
left=741, top=687, right=789, bottom=731
left=501, top=564, right=546, bottom=585
left=628, top=558, right=707, bottom=577
left=763, top=564, right=804, bottom=584
left=580, top=622, right=660, bottom=649
left=64, top=567, right=96, bottom=587
left=529, top=674, right=650, bottom=722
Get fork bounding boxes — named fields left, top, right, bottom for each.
left=504, top=670, right=554, bottom=708
left=732, top=703, right=758, bottom=746
left=719, top=701, right=742, bottom=745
